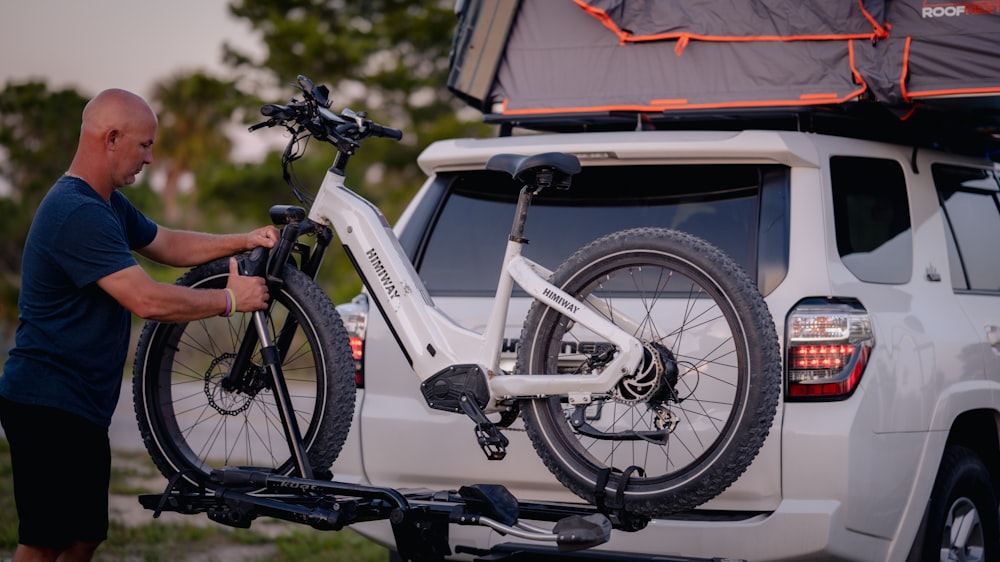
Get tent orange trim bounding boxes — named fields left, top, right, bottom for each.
left=573, top=0, right=630, bottom=44
left=900, top=36, right=913, bottom=103
left=572, top=0, right=890, bottom=53
left=899, top=36, right=1000, bottom=103
left=501, top=86, right=868, bottom=115
left=500, top=37, right=869, bottom=115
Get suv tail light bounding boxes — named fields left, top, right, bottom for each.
left=336, top=294, right=369, bottom=388
left=785, top=299, right=873, bottom=400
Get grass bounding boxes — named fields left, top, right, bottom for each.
left=0, top=439, right=390, bottom=561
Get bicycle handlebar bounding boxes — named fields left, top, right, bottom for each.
left=367, top=121, right=403, bottom=141
left=246, top=75, right=403, bottom=206
left=248, top=75, right=403, bottom=147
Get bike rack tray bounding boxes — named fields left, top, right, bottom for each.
left=138, top=467, right=744, bottom=562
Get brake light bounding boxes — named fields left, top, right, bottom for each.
left=336, top=295, right=368, bottom=388
left=785, top=299, right=873, bottom=400
left=349, top=335, right=364, bottom=387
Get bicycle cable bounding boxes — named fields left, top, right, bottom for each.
left=282, top=132, right=314, bottom=206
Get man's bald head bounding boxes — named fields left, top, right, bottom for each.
left=68, top=89, right=158, bottom=196
left=81, top=89, right=157, bottom=136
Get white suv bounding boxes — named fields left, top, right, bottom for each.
left=333, top=127, right=1000, bottom=561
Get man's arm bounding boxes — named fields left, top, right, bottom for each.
left=97, top=258, right=269, bottom=323
left=138, top=225, right=279, bottom=268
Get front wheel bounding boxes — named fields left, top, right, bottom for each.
left=517, top=227, right=781, bottom=516
left=132, top=255, right=356, bottom=490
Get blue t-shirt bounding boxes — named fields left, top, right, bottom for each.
left=0, top=176, right=158, bottom=427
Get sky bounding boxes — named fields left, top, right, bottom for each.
left=1, top=1, right=263, bottom=100
left=0, top=1, right=271, bottom=166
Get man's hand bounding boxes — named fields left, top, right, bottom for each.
left=140, top=225, right=280, bottom=269
left=226, top=257, right=270, bottom=312
left=245, top=226, right=280, bottom=251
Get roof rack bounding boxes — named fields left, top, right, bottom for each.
left=487, top=101, right=1000, bottom=162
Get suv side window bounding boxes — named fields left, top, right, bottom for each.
left=414, top=164, right=789, bottom=296
left=933, top=164, right=1000, bottom=292
left=831, top=156, right=912, bottom=284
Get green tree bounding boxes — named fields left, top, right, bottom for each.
left=149, top=72, right=255, bottom=227
left=0, top=81, right=90, bottom=332
left=196, top=149, right=366, bottom=303
left=225, top=0, right=492, bottom=220
left=219, top=0, right=496, bottom=303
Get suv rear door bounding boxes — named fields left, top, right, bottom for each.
left=932, top=163, right=1000, bottom=380
left=355, top=158, right=792, bottom=507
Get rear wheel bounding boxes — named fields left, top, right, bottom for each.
left=132, top=255, right=356, bottom=490
left=914, top=445, right=999, bottom=562
left=518, top=227, right=781, bottom=516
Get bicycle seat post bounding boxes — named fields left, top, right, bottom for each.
left=485, top=152, right=581, bottom=245
left=509, top=185, right=536, bottom=244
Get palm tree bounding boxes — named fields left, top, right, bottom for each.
left=149, top=72, right=248, bottom=226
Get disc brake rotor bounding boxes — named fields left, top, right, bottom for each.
left=204, top=352, right=263, bottom=416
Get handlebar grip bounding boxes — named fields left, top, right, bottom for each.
left=260, top=104, right=286, bottom=117
left=370, top=122, right=403, bottom=141
left=297, top=75, right=316, bottom=93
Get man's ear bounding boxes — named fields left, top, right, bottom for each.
left=107, top=128, right=120, bottom=150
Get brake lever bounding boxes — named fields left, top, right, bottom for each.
left=248, top=120, right=274, bottom=132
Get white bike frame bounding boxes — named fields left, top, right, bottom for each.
left=307, top=168, right=644, bottom=412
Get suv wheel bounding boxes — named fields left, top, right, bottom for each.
left=913, top=445, right=999, bottom=562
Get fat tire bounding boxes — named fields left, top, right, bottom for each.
left=132, top=255, right=356, bottom=490
left=913, top=445, right=999, bottom=562
left=517, top=227, right=781, bottom=516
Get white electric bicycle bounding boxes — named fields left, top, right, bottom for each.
left=133, top=76, right=781, bottom=517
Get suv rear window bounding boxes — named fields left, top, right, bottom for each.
left=831, top=156, right=912, bottom=284
left=411, top=164, right=789, bottom=296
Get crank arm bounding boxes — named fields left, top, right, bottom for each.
left=458, top=392, right=509, bottom=460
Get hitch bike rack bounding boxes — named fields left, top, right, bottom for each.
left=139, top=467, right=744, bottom=562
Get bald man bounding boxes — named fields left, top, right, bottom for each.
left=0, top=89, right=279, bottom=561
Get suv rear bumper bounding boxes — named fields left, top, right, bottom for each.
left=612, top=501, right=888, bottom=561
left=355, top=499, right=892, bottom=562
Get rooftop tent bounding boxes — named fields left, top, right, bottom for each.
left=447, top=0, right=1000, bottom=155
left=574, top=0, right=888, bottom=46
left=863, top=1, right=1000, bottom=105
left=448, top=0, right=522, bottom=111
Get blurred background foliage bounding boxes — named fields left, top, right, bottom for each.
left=0, top=0, right=493, bottom=347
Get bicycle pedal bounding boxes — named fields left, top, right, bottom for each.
left=475, top=423, right=509, bottom=460
left=456, top=391, right=509, bottom=460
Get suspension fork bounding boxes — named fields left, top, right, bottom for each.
left=269, top=219, right=333, bottom=359
left=223, top=207, right=333, bottom=479
left=226, top=210, right=332, bottom=381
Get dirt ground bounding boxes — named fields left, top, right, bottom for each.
left=109, top=452, right=297, bottom=562
left=102, top=385, right=308, bottom=562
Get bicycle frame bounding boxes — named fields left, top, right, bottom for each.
left=307, top=168, right=645, bottom=412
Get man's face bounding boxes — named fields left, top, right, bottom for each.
left=112, top=115, right=156, bottom=188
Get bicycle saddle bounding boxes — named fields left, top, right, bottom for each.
left=486, top=152, right=581, bottom=187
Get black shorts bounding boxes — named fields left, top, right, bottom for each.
left=0, top=395, right=111, bottom=548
